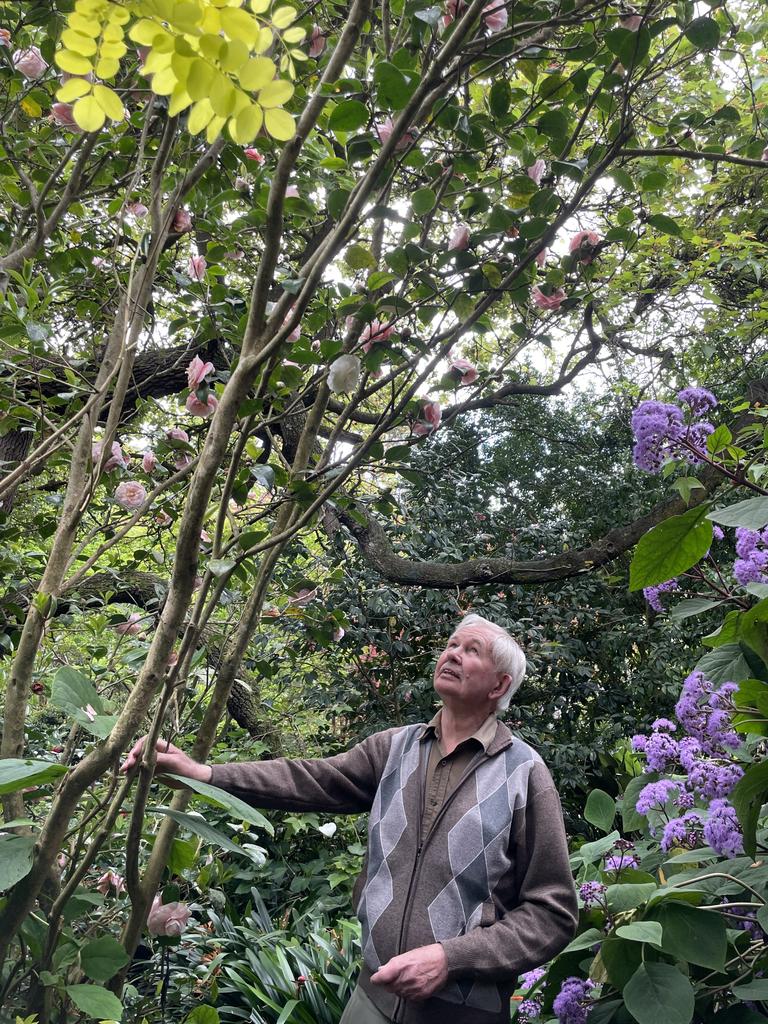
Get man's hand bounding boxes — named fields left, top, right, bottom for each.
left=370, top=943, right=448, bottom=1001
left=119, top=737, right=212, bottom=783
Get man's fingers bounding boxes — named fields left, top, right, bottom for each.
left=119, top=736, right=181, bottom=773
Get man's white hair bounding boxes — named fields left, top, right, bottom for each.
left=456, top=613, right=527, bottom=714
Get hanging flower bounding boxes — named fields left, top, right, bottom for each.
left=448, top=223, right=471, bottom=251
left=166, top=427, right=189, bottom=443
left=142, top=450, right=157, bottom=474
left=527, top=159, right=546, bottom=186
left=620, top=12, right=642, bottom=30
left=96, top=870, right=125, bottom=896
left=376, top=116, right=416, bottom=151
left=187, top=255, right=207, bottom=281
left=413, top=399, right=441, bottom=436
left=13, top=46, right=47, bottom=79
left=185, top=392, right=218, bottom=418
left=0, top=29, right=11, bottom=47
left=116, top=612, right=143, bottom=636
left=147, top=895, right=191, bottom=937
left=569, top=230, right=602, bottom=263
left=51, top=102, right=79, bottom=130
left=92, top=440, right=128, bottom=473
left=531, top=285, right=566, bottom=311
left=244, top=147, right=264, bottom=162
left=172, top=208, right=192, bottom=234
left=187, top=355, right=215, bottom=390
left=308, top=25, right=326, bottom=57
left=482, top=0, right=508, bottom=32
left=360, top=319, right=393, bottom=352
left=449, top=358, right=478, bottom=385
left=535, top=247, right=548, bottom=267
left=114, top=480, right=148, bottom=510
left=328, top=354, right=361, bottom=394
left=285, top=184, right=300, bottom=198
left=125, top=201, right=148, bottom=219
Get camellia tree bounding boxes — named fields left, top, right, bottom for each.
left=3, top=0, right=768, bottom=1019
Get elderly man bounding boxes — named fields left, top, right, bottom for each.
left=121, top=614, right=577, bottom=1023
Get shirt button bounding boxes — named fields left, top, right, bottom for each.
left=440, top=759, right=447, bottom=766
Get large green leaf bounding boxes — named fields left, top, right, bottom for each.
left=185, top=1008, right=220, bottom=1024
left=628, top=504, right=712, bottom=591
left=708, top=497, right=768, bottom=530
left=149, top=806, right=258, bottom=857
left=645, top=902, right=726, bottom=969
left=684, top=16, right=721, bottom=50
left=0, top=758, right=67, bottom=794
left=328, top=99, right=368, bottom=132
left=730, top=761, right=768, bottom=858
left=600, top=937, right=642, bottom=990
left=80, top=936, right=130, bottom=983
left=605, top=25, right=651, bottom=65
left=605, top=882, right=657, bottom=913
left=50, top=666, right=117, bottom=740
left=668, top=598, right=723, bottom=622
left=575, top=830, right=620, bottom=863
left=0, top=834, right=35, bottom=890
left=165, top=775, right=274, bottom=834
left=695, top=644, right=752, bottom=685
left=732, top=978, right=768, bottom=1000
left=623, top=963, right=694, bottom=1024
left=66, top=984, right=124, bottom=1021
left=620, top=775, right=651, bottom=833
left=374, top=62, right=413, bottom=110
left=584, top=789, right=616, bottom=833
left=615, top=921, right=663, bottom=946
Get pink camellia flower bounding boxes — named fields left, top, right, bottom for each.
left=333, top=626, right=345, bottom=641
left=620, top=13, right=642, bottom=30
left=482, top=0, right=508, bottom=32
left=174, top=454, right=192, bottom=471
left=284, top=184, right=300, bottom=198
left=450, top=358, right=478, bottom=385
left=57, top=852, right=68, bottom=868
left=235, top=176, right=250, bottom=192
left=125, top=201, right=148, bottom=219
left=186, top=392, right=217, bottom=418
left=172, top=208, right=192, bottom=234
left=166, top=427, right=189, bottom=443
left=115, top=480, right=148, bottom=510
left=360, top=319, right=393, bottom=352
left=442, top=0, right=466, bottom=27
left=155, top=510, right=173, bottom=526
left=187, top=355, right=215, bottom=390
left=569, top=229, right=602, bottom=263
left=244, top=147, right=264, bottom=163
left=290, top=588, right=316, bottom=606
left=0, top=28, right=11, bottom=47
left=96, top=870, right=125, bottom=896
left=283, top=309, right=301, bottom=342
left=13, top=46, right=47, bottom=79
left=535, top=247, right=548, bottom=267
left=531, top=285, right=566, bottom=311
left=84, top=704, right=97, bottom=722
left=166, top=649, right=179, bottom=668
left=527, top=159, right=546, bottom=186
left=92, top=256, right=108, bottom=270
left=51, top=102, right=79, bottom=130
left=187, top=255, right=207, bottom=281
left=92, top=440, right=127, bottom=473
left=308, top=24, right=326, bottom=57
left=413, top=399, right=441, bottom=436
left=376, top=116, right=416, bottom=152
left=142, top=450, right=157, bottom=474
left=147, top=895, right=191, bottom=937
left=448, top=223, right=471, bottom=251
left=116, top=612, right=143, bottom=636
left=200, top=529, right=212, bottom=544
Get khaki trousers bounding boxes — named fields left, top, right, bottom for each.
left=339, top=983, right=392, bottom=1023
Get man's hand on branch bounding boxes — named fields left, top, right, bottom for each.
left=119, top=736, right=212, bottom=783
left=371, top=943, right=448, bottom=1001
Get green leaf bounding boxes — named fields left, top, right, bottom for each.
left=148, top=806, right=247, bottom=856
left=684, top=16, right=721, bottom=50
left=344, top=244, right=376, bottom=271
left=165, top=775, right=274, bottom=834
left=80, top=936, right=131, bottom=983
left=623, top=963, right=694, bottom=1024
left=615, top=921, right=663, bottom=947
left=489, top=80, right=510, bottom=118
left=668, top=598, right=723, bottom=621
left=732, top=979, right=768, bottom=1000
left=66, top=984, right=124, bottom=1021
left=605, top=882, right=657, bottom=913
left=576, top=830, right=620, bottom=863
left=50, top=667, right=117, bottom=739
left=536, top=109, right=570, bottom=139
left=328, top=99, right=368, bottom=132
left=600, top=937, right=642, bottom=990
left=708, top=497, right=768, bottom=530
left=646, top=213, right=681, bottom=237
left=328, top=186, right=351, bottom=220
left=276, top=1001, right=299, bottom=1024
left=695, top=643, right=752, bottom=684
left=185, top=1007, right=220, bottom=1024
left=628, top=504, right=712, bottom=591
left=0, top=834, right=35, bottom=890
left=645, top=902, right=726, bottom=970
left=621, top=775, right=650, bottom=832
left=605, top=26, right=651, bottom=65
left=0, top=758, right=67, bottom=795
left=584, top=789, right=615, bottom=833
left=731, top=760, right=768, bottom=857
left=411, top=187, right=436, bottom=215
left=374, top=62, right=413, bottom=110
left=208, top=558, right=235, bottom=577
left=561, top=927, right=605, bottom=953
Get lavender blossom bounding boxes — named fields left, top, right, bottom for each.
left=704, top=799, right=744, bottom=858
left=661, top=810, right=703, bottom=851
left=520, top=967, right=546, bottom=989
left=631, top=401, right=684, bottom=472
left=604, top=853, right=639, bottom=871
left=643, top=578, right=679, bottom=612
left=578, top=881, right=607, bottom=908
left=677, top=387, right=717, bottom=416
left=644, top=730, right=680, bottom=772
left=636, top=779, right=680, bottom=815
left=553, top=977, right=595, bottom=1024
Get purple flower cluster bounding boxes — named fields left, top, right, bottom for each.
left=661, top=810, right=703, bottom=851
left=631, top=388, right=717, bottom=474
left=675, top=673, right=739, bottom=755
left=643, top=578, right=679, bottom=612
left=635, top=779, right=680, bottom=814
left=604, top=853, right=639, bottom=871
left=734, top=527, right=768, bottom=586
left=553, top=977, right=595, bottom=1024
left=704, top=799, right=744, bottom=857
left=517, top=967, right=546, bottom=1020
left=578, top=880, right=607, bottom=908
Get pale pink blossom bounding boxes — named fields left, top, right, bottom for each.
left=535, top=247, right=548, bottom=267
left=531, top=285, right=566, bottom=311
left=762, top=146, right=768, bottom=163
left=449, top=358, right=477, bottom=385
left=125, top=201, right=148, bottom=219
left=116, top=612, right=143, bottom=636
left=620, top=13, right=642, bottom=30
left=13, top=46, right=47, bottom=79
left=172, top=208, right=192, bottom=234
left=51, top=102, right=79, bottom=129
left=283, top=309, right=301, bottom=342
left=289, top=588, right=315, bottom=606
left=413, top=399, right=441, bottom=436
left=84, top=704, right=97, bottom=722
left=142, top=450, right=157, bottom=474
left=200, top=529, right=212, bottom=544
left=224, top=249, right=244, bottom=260
left=527, top=159, right=546, bottom=186
left=147, top=895, right=190, bottom=937
left=333, top=626, right=345, bottom=641
left=235, top=176, right=250, bottom=191
left=187, top=355, right=215, bottom=389
left=187, top=255, right=207, bottom=281
left=376, top=116, right=416, bottom=152
left=93, top=440, right=127, bottom=473
left=482, top=0, right=508, bottom=32
left=96, top=870, right=125, bottom=896
left=166, top=427, right=189, bottom=443
left=174, top=454, right=192, bottom=471
left=442, top=0, right=466, bottom=27
left=328, top=354, right=361, bottom=393
left=0, top=28, right=11, bottom=47
left=155, top=510, right=172, bottom=526
left=92, top=256, right=108, bottom=269
left=57, top=852, right=68, bottom=868
left=244, top=147, right=264, bottom=163
left=186, top=392, right=218, bottom=418
left=449, top=223, right=471, bottom=251
left=360, top=319, right=393, bottom=353
left=569, top=229, right=601, bottom=263
left=284, top=184, right=300, bottom=198
left=308, top=24, right=326, bottom=57
left=166, top=649, right=179, bottom=667
left=115, top=480, right=148, bottom=510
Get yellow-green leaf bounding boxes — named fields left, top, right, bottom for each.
left=171, top=0, right=204, bottom=32
left=106, top=4, right=130, bottom=24
left=272, top=6, right=298, bottom=27
left=73, top=94, right=106, bottom=131
left=20, top=96, right=42, bottom=118
left=100, top=40, right=127, bottom=59
left=102, top=22, right=124, bottom=42
left=239, top=56, right=275, bottom=91
left=282, top=26, right=306, bottom=43
left=219, top=38, right=249, bottom=73
left=188, top=97, right=215, bottom=134
left=69, top=13, right=101, bottom=37
left=142, top=49, right=172, bottom=75
left=255, top=27, right=273, bottom=53
left=220, top=6, right=259, bottom=46
left=199, top=8, right=222, bottom=34
left=92, top=83, right=124, bottom=120
left=258, top=78, right=293, bottom=108
left=187, top=57, right=215, bottom=100
left=55, top=49, right=93, bottom=75
left=57, top=77, right=92, bottom=102
left=198, top=32, right=223, bottom=61
left=206, top=113, right=226, bottom=143
left=230, top=102, right=263, bottom=143
left=289, top=47, right=308, bottom=62
left=62, top=28, right=98, bottom=55
left=95, top=56, right=120, bottom=78
left=151, top=65, right=177, bottom=96
left=250, top=0, right=270, bottom=12
left=264, top=106, right=294, bottom=141
left=209, top=72, right=236, bottom=116
left=168, top=82, right=193, bottom=116
left=128, top=18, right=164, bottom=45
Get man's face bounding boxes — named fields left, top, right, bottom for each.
left=433, top=625, right=510, bottom=711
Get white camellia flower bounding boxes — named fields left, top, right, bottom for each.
left=328, top=354, right=361, bottom=394
left=318, top=822, right=337, bottom=838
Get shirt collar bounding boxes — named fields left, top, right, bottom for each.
left=419, top=708, right=499, bottom=752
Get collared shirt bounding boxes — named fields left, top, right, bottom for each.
left=418, top=709, right=498, bottom=841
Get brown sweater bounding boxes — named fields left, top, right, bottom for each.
left=210, top=718, right=577, bottom=1024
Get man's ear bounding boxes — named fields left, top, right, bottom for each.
left=490, top=673, right=512, bottom=701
